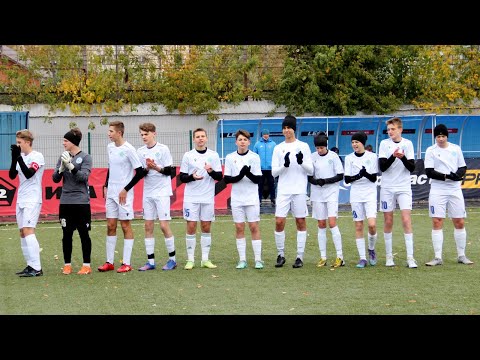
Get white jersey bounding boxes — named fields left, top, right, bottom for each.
left=310, top=150, right=344, bottom=202
left=424, top=142, right=466, bottom=194
left=107, top=141, right=143, bottom=198
left=344, top=151, right=378, bottom=203
left=224, top=150, right=262, bottom=207
left=378, top=137, right=415, bottom=190
left=137, top=142, right=173, bottom=198
left=180, top=148, right=222, bottom=204
left=272, top=139, right=313, bottom=195
left=16, top=150, right=45, bottom=205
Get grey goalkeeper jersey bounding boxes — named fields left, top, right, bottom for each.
left=52, top=151, right=92, bottom=204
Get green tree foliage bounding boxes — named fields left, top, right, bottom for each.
left=273, top=45, right=423, bottom=116
left=412, top=45, right=480, bottom=113
left=1, top=45, right=479, bottom=125
left=0, top=45, right=283, bottom=126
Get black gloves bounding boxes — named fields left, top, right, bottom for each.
left=284, top=152, right=290, bottom=167
left=296, top=151, right=303, bottom=164
left=240, top=165, right=250, bottom=176
left=359, top=166, right=367, bottom=177
left=316, top=178, right=326, bottom=187
left=446, top=172, right=463, bottom=181
left=11, top=144, right=21, bottom=160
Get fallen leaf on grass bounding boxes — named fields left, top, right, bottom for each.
left=197, top=284, right=203, bottom=288
left=408, top=299, right=417, bottom=303
left=211, top=275, right=219, bottom=278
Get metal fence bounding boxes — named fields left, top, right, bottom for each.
left=34, top=131, right=193, bottom=169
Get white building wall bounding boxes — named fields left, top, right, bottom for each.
left=0, top=101, right=288, bottom=168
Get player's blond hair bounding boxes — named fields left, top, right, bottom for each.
left=16, top=129, right=34, bottom=145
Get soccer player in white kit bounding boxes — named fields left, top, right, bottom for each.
left=272, top=115, right=313, bottom=269
left=9, top=129, right=45, bottom=277
left=180, top=128, right=223, bottom=270
left=308, top=133, right=345, bottom=268
left=136, top=123, right=177, bottom=271
left=344, top=131, right=379, bottom=269
left=378, top=117, right=417, bottom=268
left=98, top=121, right=144, bottom=273
left=424, top=123, right=473, bottom=266
left=224, top=129, right=264, bottom=269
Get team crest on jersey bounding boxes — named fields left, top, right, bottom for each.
left=75, top=157, right=83, bottom=164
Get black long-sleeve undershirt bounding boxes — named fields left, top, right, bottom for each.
left=17, top=156, right=36, bottom=179
left=425, top=166, right=467, bottom=181
left=380, top=155, right=415, bottom=173
left=124, top=166, right=145, bottom=192
left=179, top=172, right=195, bottom=183
left=223, top=173, right=244, bottom=184
left=208, top=170, right=223, bottom=181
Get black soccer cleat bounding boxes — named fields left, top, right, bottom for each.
left=292, top=258, right=304, bottom=268
left=275, top=255, right=286, bottom=268
left=15, top=266, right=29, bottom=275
left=18, top=265, right=43, bottom=277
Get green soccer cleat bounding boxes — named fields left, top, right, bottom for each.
left=201, top=260, right=217, bottom=269
left=184, top=260, right=195, bottom=270
left=236, top=260, right=247, bottom=269
left=255, top=261, right=264, bottom=269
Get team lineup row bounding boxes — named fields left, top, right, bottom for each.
left=8, top=115, right=473, bottom=277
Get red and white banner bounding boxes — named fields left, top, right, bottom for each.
left=0, top=167, right=233, bottom=219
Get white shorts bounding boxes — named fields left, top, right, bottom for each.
left=183, top=202, right=215, bottom=222
left=275, top=193, right=309, bottom=218
left=351, top=200, right=377, bottom=221
left=232, top=204, right=260, bottom=223
left=106, top=197, right=134, bottom=220
left=311, top=200, right=338, bottom=220
left=379, top=188, right=412, bottom=212
left=16, top=202, right=41, bottom=229
left=143, top=196, right=171, bottom=221
left=429, top=190, right=466, bottom=219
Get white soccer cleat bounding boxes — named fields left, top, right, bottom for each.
left=457, top=255, right=474, bottom=265
left=406, top=257, right=418, bottom=268
left=425, top=258, right=443, bottom=266
left=385, top=255, right=395, bottom=267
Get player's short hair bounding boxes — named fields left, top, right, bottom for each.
left=109, top=120, right=125, bottom=136
left=386, top=117, right=403, bottom=128
left=193, top=128, right=207, bottom=137
left=16, top=129, right=34, bottom=145
left=139, top=122, right=156, bottom=133
left=235, top=129, right=250, bottom=140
